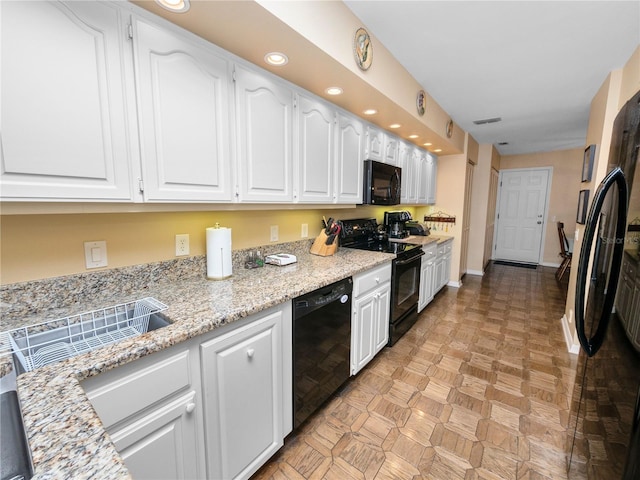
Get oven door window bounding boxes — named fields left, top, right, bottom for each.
left=393, top=259, right=420, bottom=318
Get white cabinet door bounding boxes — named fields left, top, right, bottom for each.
left=418, top=245, right=437, bottom=311
left=383, top=135, right=400, bottom=166
left=201, top=308, right=284, bottom=480
left=335, top=113, right=364, bottom=203
left=110, top=391, right=201, bottom=480
left=133, top=18, right=232, bottom=202
left=417, top=150, right=429, bottom=204
left=352, top=264, right=392, bottom=375
left=1, top=1, right=134, bottom=201
left=426, top=154, right=438, bottom=204
left=353, top=292, right=376, bottom=374
left=399, top=143, right=418, bottom=204
left=373, top=286, right=391, bottom=352
left=234, top=65, right=293, bottom=202
left=296, top=94, right=334, bottom=203
left=365, top=126, right=384, bottom=161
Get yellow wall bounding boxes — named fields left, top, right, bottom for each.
left=0, top=205, right=410, bottom=284
left=467, top=144, right=498, bottom=273
left=562, top=45, right=639, bottom=351
left=500, top=148, right=584, bottom=266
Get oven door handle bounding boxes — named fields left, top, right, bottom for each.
left=394, top=250, right=425, bottom=266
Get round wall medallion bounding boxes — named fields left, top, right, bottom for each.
left=446, top=119, right=454, bottom=138
left=353, top=27, right=372, bottom=71
left=416, top=90, right=426, bottom=116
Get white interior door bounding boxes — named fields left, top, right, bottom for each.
left=494, top=168, right=550, bottom=264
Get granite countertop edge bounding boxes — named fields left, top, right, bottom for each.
left=5, top=247, right=394, bottom=479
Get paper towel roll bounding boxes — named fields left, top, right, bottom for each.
left=206, top=226, right=232, bottom=280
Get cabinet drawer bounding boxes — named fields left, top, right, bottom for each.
left=83, top=348, right=191, bottom=429
left=437, top=243, right=445, bottom=257
left=354, top=263, right=392, bottom=297
left=423, top=243, right=437, bottom=258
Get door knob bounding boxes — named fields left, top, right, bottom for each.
left=185, top=402, right=196, bottom=414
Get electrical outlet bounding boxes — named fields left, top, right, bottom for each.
left=270, top=225, right=279, bottom=242
left=175, top=234, right=190, bottom=256
left=301, top=223, right=308, bottom=238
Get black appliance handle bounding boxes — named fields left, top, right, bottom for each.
left=392, top=169, right=401, bottom=201
left=395, top=250, right=425, bottom=266
left=575, top=167, right=628, bottom=357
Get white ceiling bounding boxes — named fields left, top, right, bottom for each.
left=344, top=1, right=640, bottom=156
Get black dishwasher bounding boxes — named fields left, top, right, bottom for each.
left=293, top=277, right=352, bottom=429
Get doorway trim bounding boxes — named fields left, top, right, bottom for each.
left=492, top=166, right=553, bottom=265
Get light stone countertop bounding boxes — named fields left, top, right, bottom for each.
left=389, top=234, right=453, bottom=246
left=1, top=242, right=394, bottom=479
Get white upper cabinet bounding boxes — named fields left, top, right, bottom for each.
left=335, top=113, right=364, bottom=204
left=296, top=94, right=334, bottom=203
left=0, top=1, right=134, bottom=201
left=399, top=142, right=418, bottom=204
left=132, top=17, right=232, bottom=202
left=416, top=149, right=429, bottom=204
left=383, top=135, right=400, bottom=166
left=399, top=142, right=437, bottom=205
left=365, top=126, right=384, bottom=161
left=234, top=65, right=294, bottom=202
left=426, top=153, right=438, bottom=204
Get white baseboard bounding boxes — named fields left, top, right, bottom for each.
left=447, top=280, right=462, bottom=288
left=466, top=270, right=484, bottom=276
left=541, top=261, right=561, bottom=268
left=561, top=314, right=580, bottom=355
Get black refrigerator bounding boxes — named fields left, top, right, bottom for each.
left=567, top=90, right=640, bottom=479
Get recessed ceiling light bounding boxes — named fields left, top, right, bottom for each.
left=363, top=109, right=377, bottom=115
left=408, top=134, right=419, bottom=139
left=325, top=87, right=343, bottom=96
left=423, top=142, right=432, bottom=146
left=434, top=149, right=442, bottom=153
left=264, top=52, right=288, bottom=66
left=389, top=124, right=401, bottom=129
left=155, top=0, right=190, bottom=12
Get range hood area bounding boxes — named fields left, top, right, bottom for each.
left=130, top=0, right=464, bottom=156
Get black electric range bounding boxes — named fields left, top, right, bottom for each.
left=339, top=218, right=424, bottom=345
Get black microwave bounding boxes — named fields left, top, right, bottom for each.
left=363, top=160, right=402, bottom=205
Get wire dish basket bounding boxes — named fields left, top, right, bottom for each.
left=4, top=297, right=168, bottom=372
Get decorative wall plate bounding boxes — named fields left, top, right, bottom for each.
left=416, top=90, right=426, bottom=116
left=354, top=27, right=372, bottom=71
left=446, top=119, right=454, bottom=138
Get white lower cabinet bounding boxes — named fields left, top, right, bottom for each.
left=419, top=239, right=453, bottom=311
left=82, top=346, right=205, bottom=480
left=418, top=243, right=437, bottom=312
left=351, top=263, right=392, bottom=375
left=200, top=305, right=290, bottom=480
left=435, top=239, right=453, bottom=291
left=110, top=391, right=200, bottom=480
left=82, top=302, right=292, bottom=480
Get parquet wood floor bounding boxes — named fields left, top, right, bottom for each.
left=252, top=263, right=576, bottom=480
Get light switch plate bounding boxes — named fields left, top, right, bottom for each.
left=84, top=241, right=108, bottom=269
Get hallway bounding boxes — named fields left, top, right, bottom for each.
left=253, top=263, right=576, bottom=479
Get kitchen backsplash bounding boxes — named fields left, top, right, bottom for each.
left=0, top=239, right=315, bottom=331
